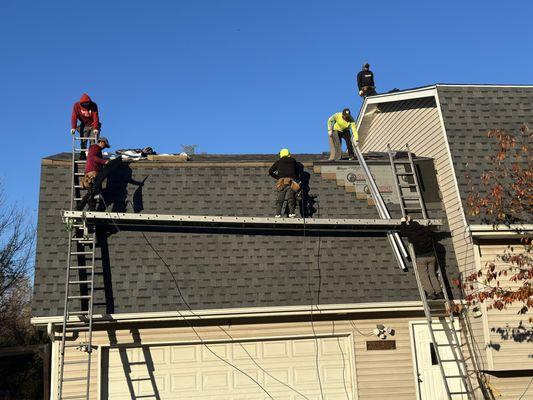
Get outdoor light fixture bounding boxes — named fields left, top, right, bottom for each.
left=374, top=324, right=395, bottom=340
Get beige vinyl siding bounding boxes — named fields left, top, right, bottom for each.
left=477, top=241, right=533, bottom=371
left=53, top=315, right=430, bottom=400
left=484, top=373, right=533, bottom=400
left=360, top=97, right=476, bottom=277
left=359, top=98, right=486, bottom=367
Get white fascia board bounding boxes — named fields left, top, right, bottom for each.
left=31, top=301, right=431, bottom=326
left=436, top=83, right=533, bottom=89
left=363, top=86, right=437, bottom=105
left=469, top=224, right=533, bottom=237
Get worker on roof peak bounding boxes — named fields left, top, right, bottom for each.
left=269, top=149, right=301, bottom=218
left=327, top=108, right=358, bottom=161
left=357, top=62, right=377, bottom=97
left=71, top=93, right=101, bottom=160
left=77, top=137, right=110, bottom=211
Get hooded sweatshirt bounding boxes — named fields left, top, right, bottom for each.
left=357, top=68, right=375, bottom=90
left=71, top=93, right=100, bottom=129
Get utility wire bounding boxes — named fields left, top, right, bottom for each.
left=100, top=198, right=311, bottom=400
left=301, top=195, right=325, bottom=400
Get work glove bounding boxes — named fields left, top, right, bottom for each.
left=93, top=129, right=99, bottom=136
left=328, top=130, right=333, bottom=137
left=359, top=90, right=363, bottom=96
left=70, top=129, right=76, bottom=135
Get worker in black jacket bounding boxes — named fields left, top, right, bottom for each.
left=357, top=63, right=377, bottom=97
left=269, top=148, right=301, bottom=218
left=399, top=215, right=444, bottom=300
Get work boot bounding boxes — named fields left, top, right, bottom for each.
left=288, top=213, right=296, bottom=218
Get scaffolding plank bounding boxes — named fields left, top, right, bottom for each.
left=63, top=211, right=441, bottom=232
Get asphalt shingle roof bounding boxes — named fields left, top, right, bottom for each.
left=33, top=154, right=459, bottom=317
left=436, top=85, right=533, bottom=224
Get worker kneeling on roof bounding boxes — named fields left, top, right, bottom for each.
left=77, top=137, right=110, bottom=211
left=268, top=149, right=301, bottom=218
left=327, top=108, right=358, bottom=161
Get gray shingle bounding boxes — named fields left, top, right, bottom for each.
left=32, top=156, right=459, bottom=317
left=437, top=86, right=533, bottom=224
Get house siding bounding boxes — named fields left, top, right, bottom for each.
left=359, top=97, right=489, bottom=373
left=360, top=97, right=476, bottom=279
left=476, top=241, right=533, bottom=371
left=52, top=315, right=431, bottom=400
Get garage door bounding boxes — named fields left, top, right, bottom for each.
left=103, top=335, right=355, bottom=399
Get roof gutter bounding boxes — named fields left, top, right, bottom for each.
left=469, top=224, right=533, bottom=237
left=31, top=301, right=431, bottom=327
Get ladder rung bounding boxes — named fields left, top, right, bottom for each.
left=74, top=160, right=87, bottom=164
left=449, top=392, right=469, bottom=395
left=69, top=280, right=93, bottom=285
left=445, top=375, right=468, bottom=379
left=64, top=342, right=89, bottom=347
left=67, top=326, right=91, bottom=332
left=399, top=184, right=417, bottom=188
left=62, top=376, right=88, bottom=382
left=435, top=342, right=458, bottom=347
left=401, top=196, right=421, bottom=200
left=396, top=172, right=414, bottom=175
left=68, top=295, right=92, bottom=299
left=60, top=395, right=89, bottom=399
left=63, top=360, right=89, bottom=365
left=70, top=251, right=93, bottom=255
left=433, top=328, right=461, bottom=332
left=74, top=172, right=85, bottom=176
left=68, top=311, right=90, bottom=316
left=70, top=266, right=93, bottom=270
left=73, top=197, right=83, bottom=201
left=440, top=359, right=460, bottom=362
left=393, top=161, right=411, bottom=164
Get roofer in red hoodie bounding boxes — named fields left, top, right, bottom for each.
left=77, top=137, right=110, bottom=211
left=70, top=93, right=101, bottom=160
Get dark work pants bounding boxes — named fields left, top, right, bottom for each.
left=416, top=256, right=442, bottom=296
left=77, top=179, right=102, bottom=211
left=77, top=123, right=101, bottom=151
left=275, top=186, right=296, bottom=215
left=337, top=130, right=355, bottom=159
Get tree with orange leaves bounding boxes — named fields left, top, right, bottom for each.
left=459, top=125, right=532, bottom=316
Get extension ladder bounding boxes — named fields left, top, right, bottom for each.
left=387, top=144, right=475, bottom=399
left=57, top=134, right=98, bottom=400
left=352, top=141, right=409, bottom=270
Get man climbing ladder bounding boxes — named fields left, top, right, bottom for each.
left=398, top=215, right=443, bottom=299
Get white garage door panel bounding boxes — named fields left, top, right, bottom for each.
left=104, top=336, right=354, bottom=400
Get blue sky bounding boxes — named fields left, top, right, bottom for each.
left=1, top=0, right=532, bottom=218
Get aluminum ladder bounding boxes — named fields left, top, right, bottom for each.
left=387, top=144, right=475, bottom=399
left=57, top=134, right=98, bottom=400
left=351, top=140, right=409, bottom=270
left=387, top=144, right=428, bottom=219
left=408, top=243, right=475, bottom=400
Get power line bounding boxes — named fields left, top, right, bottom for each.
left=100, top=199, right=311, bottom=399
left=301, top=196, right=326, bottom=400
